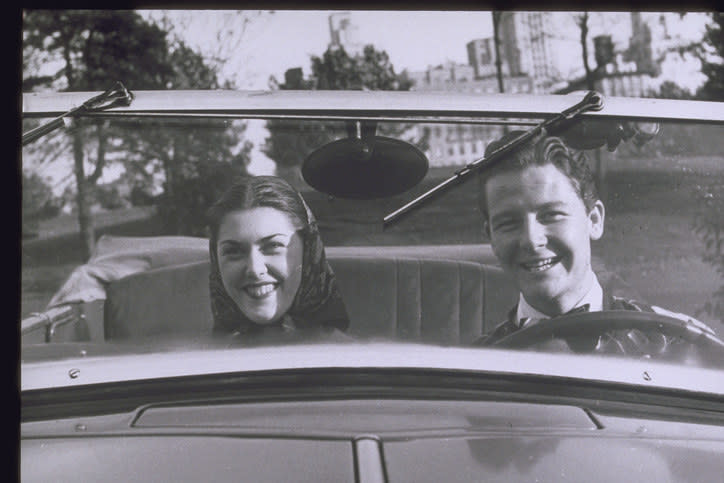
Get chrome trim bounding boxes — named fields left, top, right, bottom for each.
left=354, top=437, right=386, bottom=483
left=21, top=305, right=76, bottom=341
left=65, top=112, right=541, bottom=126
left=22, top=90, right=724, bottom=123
left=20, top=343, right=724, bottom=395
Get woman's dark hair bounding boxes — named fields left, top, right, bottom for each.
left=478, top=130, right=599, bottom=221
left=207, top=175, right=310, bottom=241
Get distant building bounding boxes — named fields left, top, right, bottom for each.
left=351, top=12, right=672, bottom=166
left=409, top=62, right=534, bottom=167
left=624, top=12, right=659, bottom=76
left=554, top=13, right=661, bottom=97
left=467, top=38, right=510, bottom=79
left=407, top=61, right=476, bottom=90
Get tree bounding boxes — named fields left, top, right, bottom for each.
left=23, top=10, right=174, bottom=259
left=492, top=11, right=505, bottom=93
left=697, top=12, right=724, bottom=101
left=143, top=10, right=273, bottom=89
left=264, top=45, right=425, bottom=181
left=22, top=172, right=60, bottom=237
left=651, top=80, right=694, bottom=100
left=22, top=11, right=250, bottom=251
left=575, top=12, right=596, bottom=91
left=693, top=12, right=724, bottom=322
left=95, top=39, right=251, bottom=235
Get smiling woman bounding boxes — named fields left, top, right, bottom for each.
left=207, top=176, right=350, bottom=339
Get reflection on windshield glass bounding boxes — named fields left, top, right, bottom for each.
left=21, top=115, right=724, bottom=368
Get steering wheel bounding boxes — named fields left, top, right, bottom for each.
left=493, top=311, right=724, bottom=361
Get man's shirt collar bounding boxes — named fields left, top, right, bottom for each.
left=516, top=272, right=603, bottom=328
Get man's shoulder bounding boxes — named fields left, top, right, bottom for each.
left=609, top=295, right=717, bottom=336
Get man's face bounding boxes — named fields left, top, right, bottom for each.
left=485, top=164, right=605, bottom=315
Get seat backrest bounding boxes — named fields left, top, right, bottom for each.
left=104, top=260, right=213, bottom=339
left=104, top=256, right=517, bottom=344
left=331, top=257, right=516, bottom=344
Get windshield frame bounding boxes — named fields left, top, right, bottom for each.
left=22, top=89, right=724, bottom=124
left=20, top=90, right=724, bottom=392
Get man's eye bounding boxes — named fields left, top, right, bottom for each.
left=492, top=219, right=518, bottom=232
left=540, top=211, right=565, bottom=223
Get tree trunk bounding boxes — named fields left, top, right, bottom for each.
left=72, top=128, right=95, bottom=260
left=577, top=13, right=604, bottom=200
left=579, top=12, right=596, bottom=91
left=161, top=143, right=177, bottom=234
left=492, top=11, right=505, bottom=94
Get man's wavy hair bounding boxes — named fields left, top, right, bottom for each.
left=478, top=130, right=599, bottom=227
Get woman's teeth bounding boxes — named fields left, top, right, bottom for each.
left=244, top=283, right=277, bottom=298
left=521, top=257, right=559, bottom=272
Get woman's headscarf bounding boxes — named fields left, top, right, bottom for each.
left=208, top=177, right=349, bottom=336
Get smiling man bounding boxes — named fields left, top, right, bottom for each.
left=474, top=131, right=716, bottom=354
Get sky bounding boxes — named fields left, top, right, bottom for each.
left=28, top=10, right=714, bottom=185
left=141, top=10, right=497, bottom=89
left=140, top=10, right=709, bottom=90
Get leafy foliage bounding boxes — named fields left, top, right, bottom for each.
left=693, top=183, right=724, bottom=322
left=650, top=81, right=694, bottom=100
left=697, top=12, right=724, bottom=101
left=264, top=45, right=425, bottom=178
left=22, top=10, right=251, bottom=246
left=22, top=172, right=60, bottom=218
left=690, top=13, right=724, bottom=321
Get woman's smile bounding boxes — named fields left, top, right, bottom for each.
left=243, top=281, right=280, bottom=299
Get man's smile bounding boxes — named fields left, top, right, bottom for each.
left=519, top=256, right=562, bottom=273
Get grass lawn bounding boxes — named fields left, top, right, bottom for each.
left=21, top=156, right=724, bottom=334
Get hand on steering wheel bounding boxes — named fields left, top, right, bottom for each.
left=493, top=311, right=724, bottom=364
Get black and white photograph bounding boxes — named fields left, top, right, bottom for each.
left=20, top=9, right=724, bottom=481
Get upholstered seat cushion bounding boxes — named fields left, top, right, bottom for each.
left=104, top=256, right=518, bottom=344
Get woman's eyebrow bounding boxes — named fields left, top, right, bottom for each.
left=218, top=239, right=243, bottom=246
left=259, top=233, right=292, bottom=242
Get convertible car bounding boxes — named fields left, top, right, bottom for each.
left=21, top=87, right=724, bottom=481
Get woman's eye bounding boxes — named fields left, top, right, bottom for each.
left=220, top=247, right=241, bottom=258
left=261, top=242, right=286, bottom=254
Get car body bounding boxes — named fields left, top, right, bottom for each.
left=21, top=88, right=724, bottom=482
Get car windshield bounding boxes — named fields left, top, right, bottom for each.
left=21, top=10, right=724, bottom=386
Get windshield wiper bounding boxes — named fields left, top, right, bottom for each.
left=383, top=90, right=604, bottom=226
left=22, top=82, right=134, bottom=146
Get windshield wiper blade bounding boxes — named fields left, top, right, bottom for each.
left=383, top=90, right=604, bottom=227
left=22, top=82, right=134, bottom=146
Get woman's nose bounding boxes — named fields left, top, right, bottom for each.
left=246, top=249, right=267, bottom=276
left=520, top=218, right=547, bottom=250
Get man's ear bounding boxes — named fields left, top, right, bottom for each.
left=588, top=200, right=605, bottom=240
